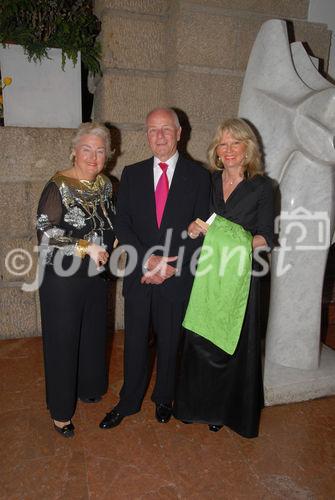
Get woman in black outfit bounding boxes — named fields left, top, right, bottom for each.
left=174, top=118, right=274, bottom=438
left=37, top=122, right=115, bottom=437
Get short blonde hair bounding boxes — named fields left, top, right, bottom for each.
left=207, top=118, right=263, bottom=178
left=70, top=122, right=112, bottom=163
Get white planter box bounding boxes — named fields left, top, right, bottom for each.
left=0, top=44, right=82, bottom=128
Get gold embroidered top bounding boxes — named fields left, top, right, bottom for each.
left=36, top=172, right=115, bottom=267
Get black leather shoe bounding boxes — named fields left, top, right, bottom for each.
left=79, top=396, right=102, bottom=403
left=155, top=403, right=172, bottom=423
left=208, top=424, right=223, bottom=432
left=53, top=421, right=75, bottom=438
left=99, top=409, right=124, bottom=429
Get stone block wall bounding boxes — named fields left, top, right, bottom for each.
left=0, top=128, right=73, bottom=338
left=94, top=0, right=331, bottom=171
left=0, top=0, right=331, bottom=338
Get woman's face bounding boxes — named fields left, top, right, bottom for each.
left=73, top=134, right=106, bottom=180
left=216, top=130, right=247, bottom=170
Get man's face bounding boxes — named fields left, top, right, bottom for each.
left=146, top=110, right=181, bottom=161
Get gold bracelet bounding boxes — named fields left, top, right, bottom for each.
left=75, top=239, right=89, bottom=259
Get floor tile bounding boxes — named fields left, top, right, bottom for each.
left=1, top=334, right=335, bottom=500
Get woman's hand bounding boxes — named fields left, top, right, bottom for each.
left=87, top=243, right=109, bottom=269
left=252, top=235, right=268, bottom=249
left=188, top=220, right=207, bottom=239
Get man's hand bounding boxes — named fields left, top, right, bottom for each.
left=147, top=255, right=178, bottom=278
left=141, top=273, right=166, bottom=285
left=141, top=255, right=178, bottom=284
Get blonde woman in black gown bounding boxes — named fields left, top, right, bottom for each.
left=174, top=118, right=274, bottom=438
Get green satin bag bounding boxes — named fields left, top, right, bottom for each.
left=183, top=215, right=252, bottom=354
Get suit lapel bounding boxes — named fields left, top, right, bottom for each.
left=142, top=157, right=158, bottom=233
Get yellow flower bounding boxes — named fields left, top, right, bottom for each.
left=3, top=76, right=12, bottom=86
left=1, top=76, right=13, bottom=90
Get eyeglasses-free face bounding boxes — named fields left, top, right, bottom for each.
left=73, top=134, right=106, bottom=180
left=216, top=131, right=247, bottom=170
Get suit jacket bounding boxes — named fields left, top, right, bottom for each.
left=115, top=154, right=211, bottom=301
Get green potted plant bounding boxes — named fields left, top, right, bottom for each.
left=0, top=0, right=102, bottom=75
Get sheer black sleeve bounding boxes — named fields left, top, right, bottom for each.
left=36, top=181, right=81, bottom=252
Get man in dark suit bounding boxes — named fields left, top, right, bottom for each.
left=99, top=107, right=211, bottom=428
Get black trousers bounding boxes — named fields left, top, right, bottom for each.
left=115, top=287, right=186, bottom=415
left=39, top=274, right=108, bottom=421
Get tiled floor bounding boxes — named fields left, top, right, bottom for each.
left=1, top=332, right=334, bottom=500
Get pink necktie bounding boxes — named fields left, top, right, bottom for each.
left=155, top=162, right=169, bottom=228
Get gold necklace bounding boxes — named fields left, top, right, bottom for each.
left=225, top=176, right=240, bottom=186
left=73, top=165, right=100, bottom=190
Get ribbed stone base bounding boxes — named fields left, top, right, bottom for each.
left=264, top=344, right=335, bottom=405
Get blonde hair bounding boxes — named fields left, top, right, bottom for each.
left=207, top=118, right=263, bottom=178
left=70, top=122, right=112, bottom=163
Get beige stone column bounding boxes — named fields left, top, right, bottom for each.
left=93, top=0, right=169, bottom=179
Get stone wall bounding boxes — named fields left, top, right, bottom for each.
left=0, top=0, right=331, bottom=338
left=0, top=128, right=72, bottom=338
left=94, top=0, right=331, bottom=176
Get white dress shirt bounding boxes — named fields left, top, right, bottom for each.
left=153, top=151, right=179, bottom=190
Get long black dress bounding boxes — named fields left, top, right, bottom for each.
left=174, top=171, right=274, bottom=438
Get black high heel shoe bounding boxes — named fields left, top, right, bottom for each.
left=53, top=421, right=75, bottom=438
left=208, top=424, right=223, bottom=432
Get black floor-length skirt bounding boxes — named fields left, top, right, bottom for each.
left=39, top=273, right=108, bottom=421
left=174, top=276, right=264, bottom=438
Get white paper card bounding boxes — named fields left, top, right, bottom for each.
left=205, top=213, right=217, bottom=225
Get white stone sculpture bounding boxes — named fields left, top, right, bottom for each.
left=239, top=20, right=335, bottom=403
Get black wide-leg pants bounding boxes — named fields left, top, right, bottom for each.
left=115, top=287, right=186, bottom=415
left=39, top=274, right=108, bottom=421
